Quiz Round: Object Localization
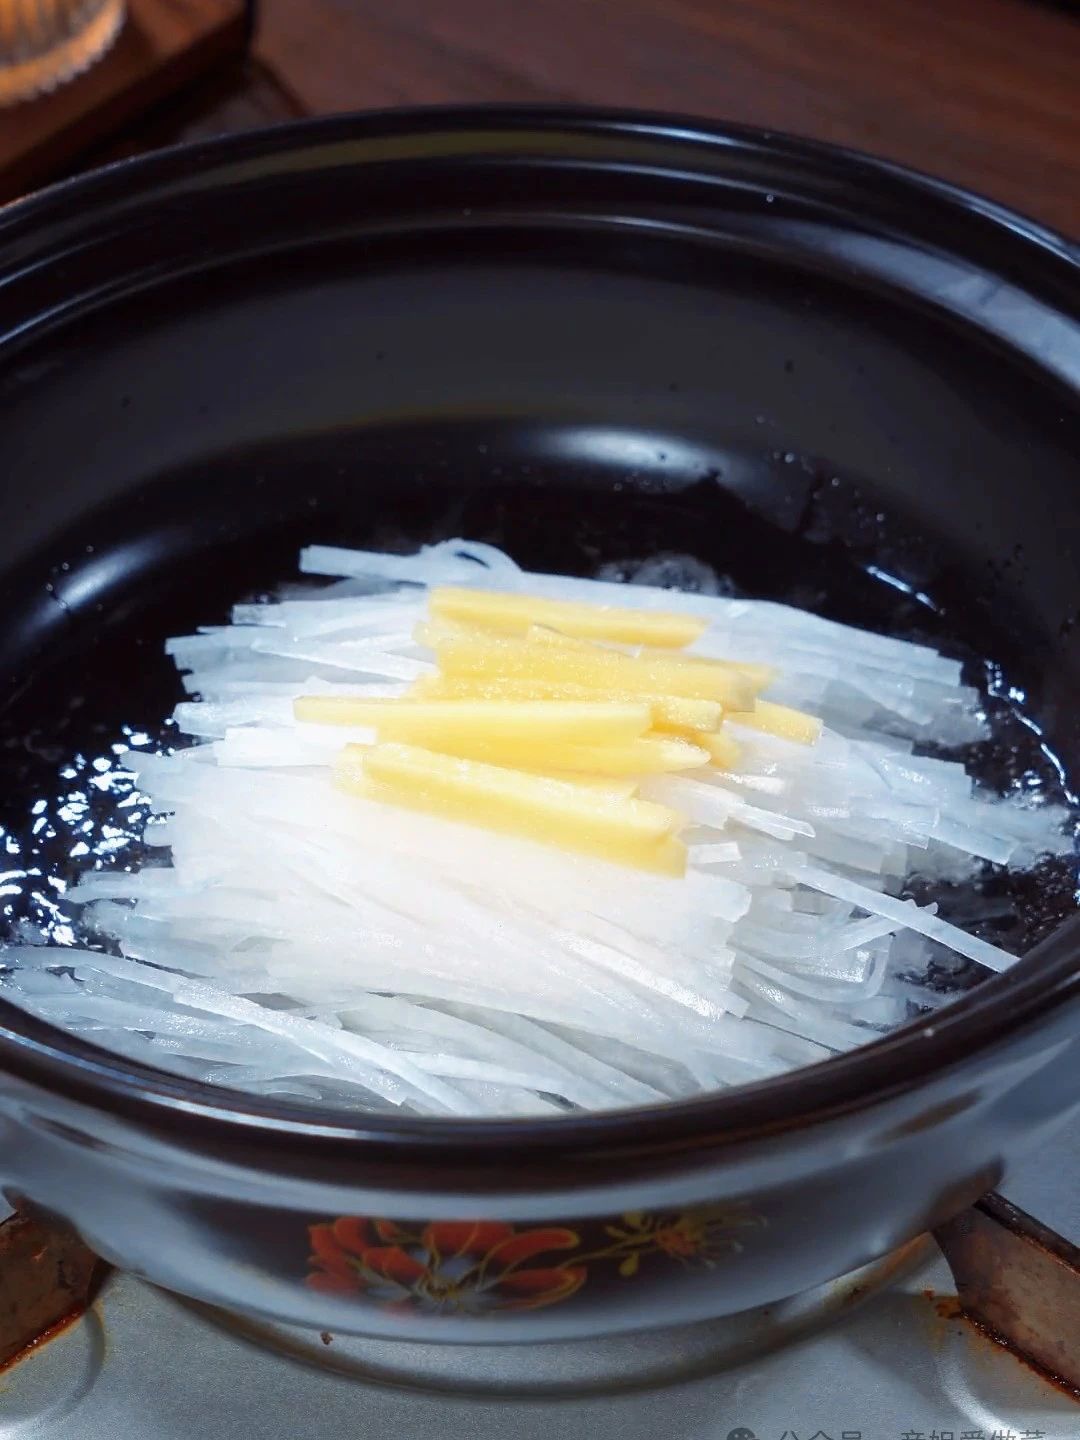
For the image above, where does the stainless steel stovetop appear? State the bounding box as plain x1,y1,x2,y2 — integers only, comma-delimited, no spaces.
3,1119,1078,1440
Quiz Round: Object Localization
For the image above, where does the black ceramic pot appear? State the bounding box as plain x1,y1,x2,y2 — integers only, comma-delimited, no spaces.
0,109,1077,1343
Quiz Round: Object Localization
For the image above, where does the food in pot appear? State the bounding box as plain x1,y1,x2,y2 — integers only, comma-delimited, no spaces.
1,540,1074,1116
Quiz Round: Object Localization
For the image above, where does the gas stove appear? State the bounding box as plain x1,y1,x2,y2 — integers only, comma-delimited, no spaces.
2,1120,1077,1440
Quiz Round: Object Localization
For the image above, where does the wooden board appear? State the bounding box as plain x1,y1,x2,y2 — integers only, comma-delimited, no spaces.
80,56,307,170
0,0,248,202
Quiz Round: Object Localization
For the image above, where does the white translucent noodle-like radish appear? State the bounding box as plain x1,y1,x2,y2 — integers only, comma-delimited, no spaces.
2,536,1073,1116
796,865,1017,973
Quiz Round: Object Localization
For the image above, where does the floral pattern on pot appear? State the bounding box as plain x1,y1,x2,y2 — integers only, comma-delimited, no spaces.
306,1205,765,1315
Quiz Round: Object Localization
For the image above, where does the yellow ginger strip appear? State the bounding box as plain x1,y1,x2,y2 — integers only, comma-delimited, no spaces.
727,699,823,746
539,775,640,799
417,622,757,710
346,732,708,775
678,655,776,692
430,586,707,648
424,617,771,695
336,742,687,875
341,739,640,795
293,696,651,745
694,730,742,770
410,674,723,735
516,736,708,775
521,626,626,654
525,625,776,693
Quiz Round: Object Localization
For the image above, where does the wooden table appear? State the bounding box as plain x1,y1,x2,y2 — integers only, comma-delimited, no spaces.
24,0,1080,236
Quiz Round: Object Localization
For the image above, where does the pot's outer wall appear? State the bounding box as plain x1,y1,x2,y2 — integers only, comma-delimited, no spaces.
0,111,1077,1336
1,1017,1077,1338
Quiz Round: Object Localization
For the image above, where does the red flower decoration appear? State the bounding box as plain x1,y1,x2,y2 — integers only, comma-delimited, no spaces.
307,1216,586,1315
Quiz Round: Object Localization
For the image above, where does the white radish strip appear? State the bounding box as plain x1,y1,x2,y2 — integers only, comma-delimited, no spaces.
929,816,1015,865
2,946,481,1113
300,540,522,586
689,842,742,866
796,865,1017,973
649,776,815,841
400,1052,603,1102
249,639,433,681
335,996,654,1108
433,1003,666,1105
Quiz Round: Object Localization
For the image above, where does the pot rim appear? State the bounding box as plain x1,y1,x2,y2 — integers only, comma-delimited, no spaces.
0,104,1077,1168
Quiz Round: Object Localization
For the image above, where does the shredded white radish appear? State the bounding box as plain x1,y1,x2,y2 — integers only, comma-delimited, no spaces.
1,537,1074,1116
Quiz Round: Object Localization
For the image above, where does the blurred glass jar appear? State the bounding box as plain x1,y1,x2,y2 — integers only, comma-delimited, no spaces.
0,0,125,105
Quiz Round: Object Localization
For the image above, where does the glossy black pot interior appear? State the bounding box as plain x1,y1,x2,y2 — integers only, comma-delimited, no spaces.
0,109,1077,1341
